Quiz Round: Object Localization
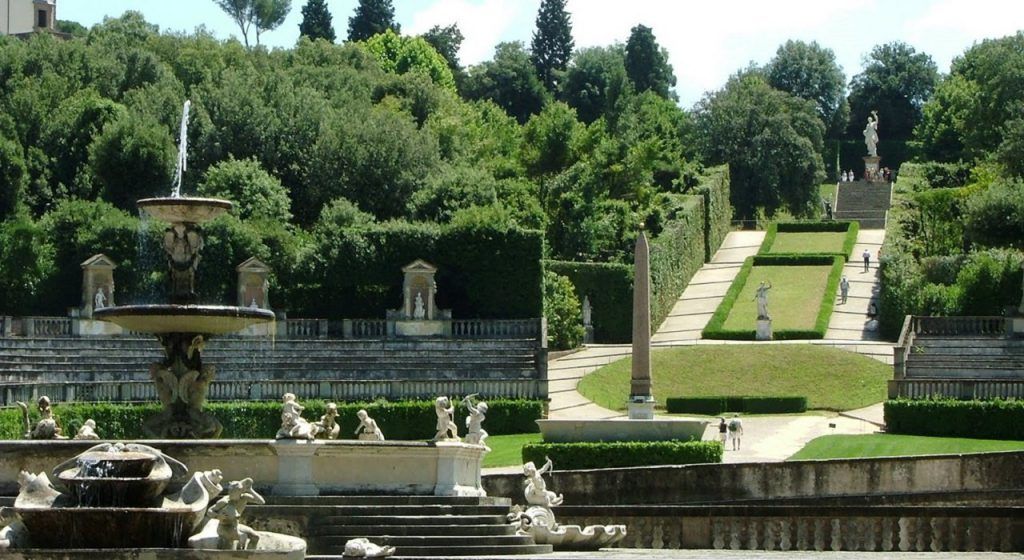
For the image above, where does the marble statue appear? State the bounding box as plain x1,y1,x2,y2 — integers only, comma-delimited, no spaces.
1019,262,1024,314
202,478,266,550
74,419,99,440
754,281,772,320
433,396,458,441
343,537,396,557
94,288,106,310
17,396,66,440
163,223,203,302
462,394,489,447
508,458,625,550
863,110,879,157
354,409,385,441
313,402,341,440
276,393,317,440
413,291,426,320
582,296,592,326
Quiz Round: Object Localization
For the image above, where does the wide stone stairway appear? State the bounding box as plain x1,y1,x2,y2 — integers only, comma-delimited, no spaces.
834,180,891,229
250,495,552,558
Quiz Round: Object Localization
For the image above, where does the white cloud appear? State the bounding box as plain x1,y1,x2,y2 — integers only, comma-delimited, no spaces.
406,0,526,65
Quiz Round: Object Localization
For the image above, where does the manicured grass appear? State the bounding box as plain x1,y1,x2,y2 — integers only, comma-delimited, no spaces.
788,434,1024,461
766,232,848,255
721,265,831,331
483,433,542,468
577,345,890,412
820,183,837,206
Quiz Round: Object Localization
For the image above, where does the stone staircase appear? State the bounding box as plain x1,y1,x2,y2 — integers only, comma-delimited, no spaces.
249,495,552,558
904,335,1024,378
834,180,891,229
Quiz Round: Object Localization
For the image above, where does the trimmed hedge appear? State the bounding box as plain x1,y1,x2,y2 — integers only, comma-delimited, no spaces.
650,194,707,336
666,396,807,415
702,254,845,340
545,260,632,343
758,221,859,261
522,440,722,469
694,165,732,262
885,399,1024,440
0,399,544,440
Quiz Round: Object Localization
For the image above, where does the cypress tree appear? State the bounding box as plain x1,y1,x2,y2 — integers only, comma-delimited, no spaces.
624,24,676,100
347,0,400,42
299,0,336,42
530,0,574,91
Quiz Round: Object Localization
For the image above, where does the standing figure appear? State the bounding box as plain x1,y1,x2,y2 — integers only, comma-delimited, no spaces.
462,394,489,446
863,110,879,157
841,171,848,183
354,409,385,441
727,415,744,451
717,417,728,446
862,249,871,273
413,292,426,320
754,281,772,320
522,457,563,507
206,478,265,550
839,276,850,304
433,396,458,441
94,288,106,310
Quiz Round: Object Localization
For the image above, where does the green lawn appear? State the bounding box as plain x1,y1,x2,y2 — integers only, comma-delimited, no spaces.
820,182,837,206
789,434,1024,461
721,265,831,331
483,433,542,468
577,345,889,412
766,232,848,255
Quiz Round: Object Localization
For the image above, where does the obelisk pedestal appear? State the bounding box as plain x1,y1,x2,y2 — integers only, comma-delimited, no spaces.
628,229,655,420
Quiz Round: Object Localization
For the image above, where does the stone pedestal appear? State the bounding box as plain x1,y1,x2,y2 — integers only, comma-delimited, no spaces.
272,440,321,496
863,156,882,182
394,319,446,337
627,397,656,420
756,318,773,341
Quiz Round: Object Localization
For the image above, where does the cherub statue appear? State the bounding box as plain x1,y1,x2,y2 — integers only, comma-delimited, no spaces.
523,456,563,508
343,537,396,557
17,396,66,440
206,478,265,550
432,396,458,441
74,419,100,440
462,394,488,447
313,402,340,440
163,223,203,301
280,393,304,421
354,409,384,441
276,393,317,440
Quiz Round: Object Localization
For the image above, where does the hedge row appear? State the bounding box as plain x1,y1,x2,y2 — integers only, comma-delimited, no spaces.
522,440,722,469
545,260,633,343
702,255,845,340
695,165,732,262
0,399,544,441
666,396,807,415
650,194,707,337
758,221,859,261
884,399,1024,440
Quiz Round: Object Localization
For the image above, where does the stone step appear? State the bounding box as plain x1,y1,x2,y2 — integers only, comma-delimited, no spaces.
269,496,511,506
257,505,512,516
314,524,517,537
313,544,554,557
905,368,1024,378
318,534,534,547
314,515,510,526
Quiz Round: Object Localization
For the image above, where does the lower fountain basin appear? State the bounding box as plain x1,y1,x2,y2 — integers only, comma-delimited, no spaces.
94,305,275,335
9,507,204,549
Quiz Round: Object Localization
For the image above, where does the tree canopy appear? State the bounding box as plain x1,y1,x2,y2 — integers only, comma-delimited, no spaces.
212,0,292,47
530,0,574,92
847,41,938,141
347,0,399,42
463,42,548,124
624,25,675,100
765,40,848,138
299,0,335,43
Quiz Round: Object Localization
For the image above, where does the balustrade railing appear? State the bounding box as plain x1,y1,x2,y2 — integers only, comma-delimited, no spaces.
894,315,1009,380
888,378,1024,400
20,317,73,337
451,319,541,339
284,318,327,339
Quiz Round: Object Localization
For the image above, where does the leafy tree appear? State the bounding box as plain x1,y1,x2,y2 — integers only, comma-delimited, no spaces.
213,0,291,47
363,29,456,91
88,114,176,211
314,198,377,235
410,165,499,222
214,0,257,47
0,135,27,219
559,45,628,125
530,0,574,91
421,24,463,77
41,91,127,203
299,0,335,42
56,20,88,38
543,270,584,350
765,40,848,138
847,41,938,141
965,178,1024,249
624,24,675,100
463,42,548,124
997,117,1024,178
0,216,53,314
696,72,825,222
519,101,583,178
347,0,399,42
197,157,293,222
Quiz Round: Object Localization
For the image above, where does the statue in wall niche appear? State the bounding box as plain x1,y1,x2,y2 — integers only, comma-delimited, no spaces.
203,478,266,550
582,296,592,327
163,223,204,302
523,457,563,507
313,402,341,440
94,287,107,310
343,537,396,557
864,110,880,157
462,394,489,447
432,396,458,441
413,291,426,320
354,409,384,441
74,419,100,440
16,396,66,440
754,281,772,321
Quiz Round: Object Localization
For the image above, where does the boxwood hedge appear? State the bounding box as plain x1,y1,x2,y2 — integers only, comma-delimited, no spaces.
884,399,1024,440
522,440,722,469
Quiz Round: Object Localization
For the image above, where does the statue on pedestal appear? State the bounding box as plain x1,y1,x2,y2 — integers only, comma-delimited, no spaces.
754,281,772,320
863,110,880,157
17,396,66,440
462,394,489,447
432,396,458,441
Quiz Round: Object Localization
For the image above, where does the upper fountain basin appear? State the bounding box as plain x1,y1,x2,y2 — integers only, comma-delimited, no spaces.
94,305,275,335
138,197,232,224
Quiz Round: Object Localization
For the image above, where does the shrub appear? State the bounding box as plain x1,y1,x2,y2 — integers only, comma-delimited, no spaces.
666,396,807,415
0,399,544,440
956,249,1023,315
885,399,1024,440
965,178,1024,250
522,440,722,469
543,270,584,350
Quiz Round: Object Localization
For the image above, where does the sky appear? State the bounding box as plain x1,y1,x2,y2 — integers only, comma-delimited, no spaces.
58,0,1023,107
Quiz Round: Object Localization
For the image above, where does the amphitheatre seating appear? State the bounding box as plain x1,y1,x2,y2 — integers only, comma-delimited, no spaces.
890,315,1024,399
833,180,891,229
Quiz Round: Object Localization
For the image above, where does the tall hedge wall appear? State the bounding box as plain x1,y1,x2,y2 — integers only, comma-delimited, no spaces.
545,260,633,343
694,165,732,262
884,399,1024,440
650,195,706,333
308,222,544,319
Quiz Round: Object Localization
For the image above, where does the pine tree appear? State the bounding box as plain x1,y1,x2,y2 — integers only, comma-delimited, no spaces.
347,0,399,42
529,0,574,91
299,0,335,42
624,24,676,100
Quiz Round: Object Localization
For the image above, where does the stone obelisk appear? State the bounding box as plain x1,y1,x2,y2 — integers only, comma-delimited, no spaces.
628,228,655,420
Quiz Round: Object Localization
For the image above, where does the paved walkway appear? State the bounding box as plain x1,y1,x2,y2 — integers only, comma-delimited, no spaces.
826,229,886,343
395,550,1023,560
547,228,892,462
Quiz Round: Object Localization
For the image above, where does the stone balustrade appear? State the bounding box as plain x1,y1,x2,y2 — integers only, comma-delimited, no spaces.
558,507,1021,552
284,318,327,339
911,315,1006,336
888,378,1024,400
16,317,73,337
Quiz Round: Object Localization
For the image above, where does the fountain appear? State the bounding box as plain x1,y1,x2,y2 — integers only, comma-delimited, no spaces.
93,100,275,438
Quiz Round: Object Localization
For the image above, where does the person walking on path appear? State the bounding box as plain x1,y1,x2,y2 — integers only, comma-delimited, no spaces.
728,415,744,451
862,249,871,273
718,417,728,447
839,276,850,304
